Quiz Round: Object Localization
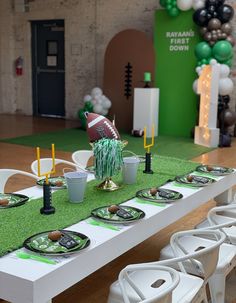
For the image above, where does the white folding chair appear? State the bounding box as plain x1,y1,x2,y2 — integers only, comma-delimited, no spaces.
162,217,236,303
31,158,83,176
108,229,225,303
71,150,94,169
0,169,39,193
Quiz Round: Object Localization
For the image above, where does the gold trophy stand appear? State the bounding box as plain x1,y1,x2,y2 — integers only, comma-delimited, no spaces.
97,177,120,191
95,140,128,192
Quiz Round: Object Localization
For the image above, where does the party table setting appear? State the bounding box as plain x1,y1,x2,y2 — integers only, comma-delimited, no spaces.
0,113,236,303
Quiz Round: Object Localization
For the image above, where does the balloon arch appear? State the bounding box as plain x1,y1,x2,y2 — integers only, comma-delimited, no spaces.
160,0,236,146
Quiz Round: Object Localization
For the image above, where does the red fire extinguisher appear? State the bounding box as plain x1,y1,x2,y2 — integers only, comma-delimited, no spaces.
15,56,23,76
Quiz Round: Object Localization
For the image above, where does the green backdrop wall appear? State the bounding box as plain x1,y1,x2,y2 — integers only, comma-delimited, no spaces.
154,10,201,137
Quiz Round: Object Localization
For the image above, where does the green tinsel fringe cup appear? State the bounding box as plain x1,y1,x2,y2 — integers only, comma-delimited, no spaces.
93,138,124,179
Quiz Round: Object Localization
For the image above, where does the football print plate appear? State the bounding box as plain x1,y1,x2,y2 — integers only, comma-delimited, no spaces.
196,165,234,176
23,230,90,256
136,188,183,203
0,193,29,209
175,174,215,187
91,205,145,224
37,176,67,189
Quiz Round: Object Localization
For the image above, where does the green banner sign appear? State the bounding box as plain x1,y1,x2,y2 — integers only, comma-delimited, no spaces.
154,10,201,137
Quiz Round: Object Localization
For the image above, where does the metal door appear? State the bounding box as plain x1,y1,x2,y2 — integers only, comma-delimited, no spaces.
32,20,65,117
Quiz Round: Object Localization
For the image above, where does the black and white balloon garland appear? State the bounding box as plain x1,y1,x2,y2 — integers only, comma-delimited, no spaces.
160,0,236,146
192,0,236,146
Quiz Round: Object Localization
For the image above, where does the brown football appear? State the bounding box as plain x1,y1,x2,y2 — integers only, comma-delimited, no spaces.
108,205,119,214
48,230,62,241
86,113,120,142
187,175,194,182
150,188,158,196
55,180,64,187
0,199,9,206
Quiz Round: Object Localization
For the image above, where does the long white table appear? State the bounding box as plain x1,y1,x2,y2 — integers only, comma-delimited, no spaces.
0,172,235,303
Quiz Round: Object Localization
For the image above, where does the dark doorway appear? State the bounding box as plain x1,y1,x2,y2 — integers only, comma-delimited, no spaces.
31,20,65,117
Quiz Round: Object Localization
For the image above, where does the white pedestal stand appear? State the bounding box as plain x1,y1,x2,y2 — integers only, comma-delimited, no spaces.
133,88,159,138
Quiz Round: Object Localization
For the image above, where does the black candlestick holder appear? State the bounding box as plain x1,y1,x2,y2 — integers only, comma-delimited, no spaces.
40,181,55,215
143,152,153,174
140,81,153,88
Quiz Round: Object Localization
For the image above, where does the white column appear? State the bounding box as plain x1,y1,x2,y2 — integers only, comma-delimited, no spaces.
133,88,159,137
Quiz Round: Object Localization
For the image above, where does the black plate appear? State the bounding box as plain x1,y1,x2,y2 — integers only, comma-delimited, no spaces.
196,165,234,176
37,176,67,189
91,205,145,224
175,174,215,187
23,230,90,256
136,188,183,203
0,193,29,209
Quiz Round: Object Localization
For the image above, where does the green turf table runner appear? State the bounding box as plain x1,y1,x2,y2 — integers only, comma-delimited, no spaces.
1,128,214,160
0,155,198,257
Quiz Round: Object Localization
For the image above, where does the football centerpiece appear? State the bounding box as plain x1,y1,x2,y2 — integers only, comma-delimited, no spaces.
86,113,127,191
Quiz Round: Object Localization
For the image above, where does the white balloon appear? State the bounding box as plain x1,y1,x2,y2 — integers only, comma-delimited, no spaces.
93,104,103,114
101,109,108,116
193,79,199,94
192,0,205,10
196,66,202,75
91,87,103,98
91,98,97,106
220,64,230,79
102,96,112,109
209,59,217,66
94,96,103,105
219,78,234,96
83,95,92,103
177,0,193,11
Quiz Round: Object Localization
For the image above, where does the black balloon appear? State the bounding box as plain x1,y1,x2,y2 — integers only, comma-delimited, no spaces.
208,6,218,18
221,23,232,34
211,34,218,41
206,0,225,8
219,133,231,147
204,32,212,41
222,95,230,104
226,35,235,46
208,5,217,14
200,27,208,36
218,95,230,110
220,109,236,127
217,5,234,23
206,0,218,7
221,32,227,39
208,18,221,30
217,0,226,6
193,9,211,26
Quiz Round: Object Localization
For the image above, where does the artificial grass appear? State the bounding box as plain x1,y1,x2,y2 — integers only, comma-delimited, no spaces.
0,155,198,257
0,128,214,160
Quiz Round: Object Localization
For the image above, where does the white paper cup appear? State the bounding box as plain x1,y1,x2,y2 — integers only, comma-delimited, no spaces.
122,157,140,185
64,171,88,203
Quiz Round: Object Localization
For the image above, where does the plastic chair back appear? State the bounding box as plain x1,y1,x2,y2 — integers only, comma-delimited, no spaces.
117,265,180,303
0,169,39,193
72,150,93,169
31,158,78,175
206,204,236,245
168,229,225,281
